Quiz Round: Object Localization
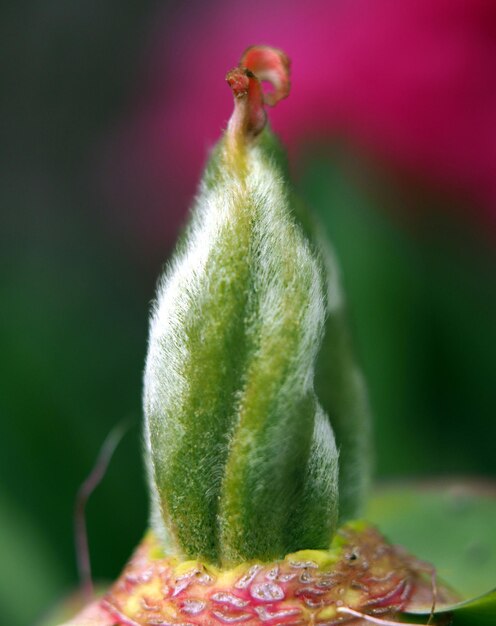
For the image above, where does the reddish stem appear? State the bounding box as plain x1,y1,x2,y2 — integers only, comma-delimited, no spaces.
74,421,129,602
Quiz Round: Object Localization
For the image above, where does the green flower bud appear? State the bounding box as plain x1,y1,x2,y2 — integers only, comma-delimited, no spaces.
143,47,369,567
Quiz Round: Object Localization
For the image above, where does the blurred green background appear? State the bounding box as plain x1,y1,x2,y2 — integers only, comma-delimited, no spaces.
1,2,495,625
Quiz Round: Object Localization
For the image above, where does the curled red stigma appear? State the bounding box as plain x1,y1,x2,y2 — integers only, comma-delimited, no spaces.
226,46,291,141
240,46,291,106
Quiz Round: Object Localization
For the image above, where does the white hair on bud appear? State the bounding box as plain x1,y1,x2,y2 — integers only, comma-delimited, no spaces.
143,135,339,560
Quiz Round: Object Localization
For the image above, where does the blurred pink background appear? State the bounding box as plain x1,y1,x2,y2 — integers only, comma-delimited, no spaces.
102,0,496,249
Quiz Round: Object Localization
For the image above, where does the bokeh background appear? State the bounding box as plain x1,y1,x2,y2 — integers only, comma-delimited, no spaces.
1,1,496,625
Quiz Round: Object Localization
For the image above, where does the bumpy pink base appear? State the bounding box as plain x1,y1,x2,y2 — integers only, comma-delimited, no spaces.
94,525,454,626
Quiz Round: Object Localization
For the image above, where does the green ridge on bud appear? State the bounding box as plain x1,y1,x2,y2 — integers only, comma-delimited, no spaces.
261,135,372,523
143,47,370,568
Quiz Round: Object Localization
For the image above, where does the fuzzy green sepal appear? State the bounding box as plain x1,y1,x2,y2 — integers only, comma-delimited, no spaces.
143,128,339,566
259,132,372,522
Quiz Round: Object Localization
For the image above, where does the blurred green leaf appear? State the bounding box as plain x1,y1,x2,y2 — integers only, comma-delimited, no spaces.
399,589,496,625
366,482,496,600
0,489,65,625
448,588,496,625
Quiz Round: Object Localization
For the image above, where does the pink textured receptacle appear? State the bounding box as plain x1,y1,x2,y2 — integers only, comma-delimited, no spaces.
73,525,456,626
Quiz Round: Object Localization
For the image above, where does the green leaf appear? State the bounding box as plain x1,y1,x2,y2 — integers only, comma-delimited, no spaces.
448,589,496,625
398,589,496,625
366,482,496,600
0,490,65,626
143,129,339,566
